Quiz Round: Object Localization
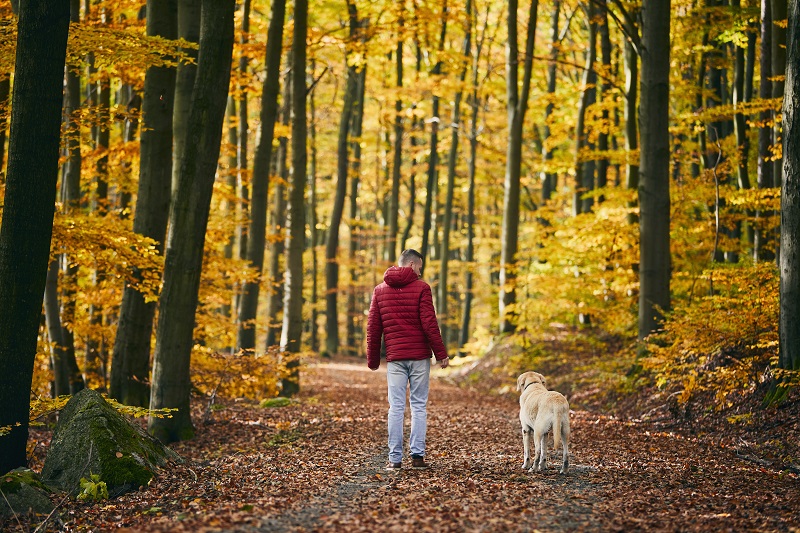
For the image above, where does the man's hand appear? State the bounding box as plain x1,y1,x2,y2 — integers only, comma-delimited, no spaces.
438,357,449,369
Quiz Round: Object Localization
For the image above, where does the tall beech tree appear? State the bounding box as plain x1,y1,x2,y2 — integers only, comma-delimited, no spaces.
325,0,359,356
440,0,472,346
499,0,538,333
172,0,200,197
637,0,671,340
111,0,178,407
0,0,70,474
149,0,235,442
237,0,286,351
778,0,800,381
279,0,308,396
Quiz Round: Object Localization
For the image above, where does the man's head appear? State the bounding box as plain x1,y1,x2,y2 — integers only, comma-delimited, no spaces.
399,249,424,278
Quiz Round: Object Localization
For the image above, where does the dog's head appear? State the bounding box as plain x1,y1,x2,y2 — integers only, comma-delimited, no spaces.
516,371,547,392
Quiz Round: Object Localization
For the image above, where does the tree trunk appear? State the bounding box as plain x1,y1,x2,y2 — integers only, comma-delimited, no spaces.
237,0,285,350
172,0,200,198
325,3,359,356
0,0,69,474
110,0,177,407
440,0,469,346
499,0,538,333
778,0,800,376
573,3,597,216
772,0,787,189
755,0,774,262
596,0,611,202
637,0,671,340
265,65,292,350
148,0,235,443
541,1,560,203
308,68,319,353
346,60,367,355
279,0,308,396
624,23,639,199
387,25,404,264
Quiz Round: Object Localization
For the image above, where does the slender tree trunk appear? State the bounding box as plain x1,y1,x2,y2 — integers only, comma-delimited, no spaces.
624,24,640,198
110,0,177,407
0,0,70,474
387,22,404,264
778,0,800,381
308,70,319,353
237,0,285,350
638,0,671,340
755,0,774,262
279,0,308,396
346,59,367,355
573,4,597,215
56,0,84,396
596,0,611,202
440,0,468,346
221,97,238,323
499,0,538,333
265,66,291,349
541,1,560,203
148,0,235,443
772,0,787,189
325,4,359,357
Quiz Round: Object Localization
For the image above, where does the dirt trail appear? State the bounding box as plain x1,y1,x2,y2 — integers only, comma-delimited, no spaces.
238,361,799,532
14,359,799,532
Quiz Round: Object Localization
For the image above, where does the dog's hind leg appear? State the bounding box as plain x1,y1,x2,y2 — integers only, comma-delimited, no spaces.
522,426,532,469
534,430,547,472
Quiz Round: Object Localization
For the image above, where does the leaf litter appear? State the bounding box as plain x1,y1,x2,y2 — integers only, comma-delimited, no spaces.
5,357,799,532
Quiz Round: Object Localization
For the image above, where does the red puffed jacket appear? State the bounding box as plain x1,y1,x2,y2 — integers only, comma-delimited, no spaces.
367,266,449,370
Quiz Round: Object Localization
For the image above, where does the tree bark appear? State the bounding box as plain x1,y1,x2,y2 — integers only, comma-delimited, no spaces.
387,21,404,264
637,0,671,340
0,0,69,474
499,0,538,333
279,0,308,395
148,0,235,443
541,1,560,202
171,0,200,198
325,2,359,356
755,0,774,262
573,3,597,215
440,0,469,346
596,0,611,202
265,65,291,350
346,59,367,355
772,0,787,189
778,0,800,374
110,0,177,407
237,0,285,350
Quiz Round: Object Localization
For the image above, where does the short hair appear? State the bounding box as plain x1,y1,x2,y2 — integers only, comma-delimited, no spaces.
398,249,423,267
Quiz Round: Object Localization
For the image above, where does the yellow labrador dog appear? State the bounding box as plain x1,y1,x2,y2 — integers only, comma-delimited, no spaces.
517,371,570,473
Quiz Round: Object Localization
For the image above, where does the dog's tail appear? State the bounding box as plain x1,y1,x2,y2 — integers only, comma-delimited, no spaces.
553,408,562,449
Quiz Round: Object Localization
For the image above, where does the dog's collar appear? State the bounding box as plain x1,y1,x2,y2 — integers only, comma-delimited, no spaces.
523,381,538,391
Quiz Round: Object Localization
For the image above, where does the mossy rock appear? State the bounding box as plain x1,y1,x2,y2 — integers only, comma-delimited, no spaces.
260,397,292,408
0,468,54,517
41,389,182,498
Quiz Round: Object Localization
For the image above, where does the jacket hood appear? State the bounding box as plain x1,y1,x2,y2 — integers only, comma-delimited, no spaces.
384,266,419,287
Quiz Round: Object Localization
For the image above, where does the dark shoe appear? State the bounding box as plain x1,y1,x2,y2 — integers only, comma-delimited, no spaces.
385,462,402,471
411,455,429,469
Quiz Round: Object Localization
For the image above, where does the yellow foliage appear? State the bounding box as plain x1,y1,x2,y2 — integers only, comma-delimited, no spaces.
643,263,779,407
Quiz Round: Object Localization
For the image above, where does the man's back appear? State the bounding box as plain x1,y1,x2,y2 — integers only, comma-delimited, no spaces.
367,265,447,369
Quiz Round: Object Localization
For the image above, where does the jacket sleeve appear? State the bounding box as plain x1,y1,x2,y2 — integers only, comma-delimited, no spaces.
366,287,382,369
419,284,449,361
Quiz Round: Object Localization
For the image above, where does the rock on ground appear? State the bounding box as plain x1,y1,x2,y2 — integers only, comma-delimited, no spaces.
41,389,181,497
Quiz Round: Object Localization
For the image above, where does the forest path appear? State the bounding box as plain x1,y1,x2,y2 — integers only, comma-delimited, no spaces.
236,360,799,532
33,359,800,532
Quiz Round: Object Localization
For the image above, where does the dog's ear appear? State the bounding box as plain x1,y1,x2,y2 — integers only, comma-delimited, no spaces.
516,374,526,392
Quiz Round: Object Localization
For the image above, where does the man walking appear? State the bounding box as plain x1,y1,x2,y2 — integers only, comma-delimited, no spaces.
367,249,449,470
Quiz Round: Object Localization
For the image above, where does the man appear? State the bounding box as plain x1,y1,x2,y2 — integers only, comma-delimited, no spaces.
367,249,450,470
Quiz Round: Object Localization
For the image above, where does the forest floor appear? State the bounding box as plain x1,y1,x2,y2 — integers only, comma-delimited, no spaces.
7,353,800,532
